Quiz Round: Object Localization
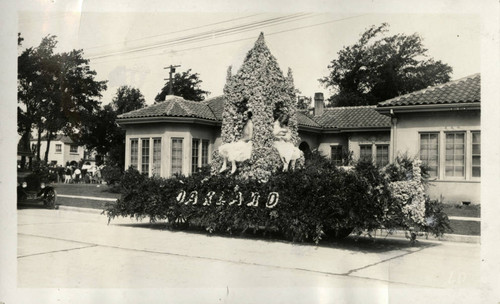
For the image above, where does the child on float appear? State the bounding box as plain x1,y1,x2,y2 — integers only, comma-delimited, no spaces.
273,113,302,171
219,111,253,174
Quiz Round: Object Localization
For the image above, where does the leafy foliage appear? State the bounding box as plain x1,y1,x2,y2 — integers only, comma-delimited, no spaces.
155,69,210,102
105,156,450,244
319,23,452,107
17,34,107,162
79,86,146,167
111,85,146,115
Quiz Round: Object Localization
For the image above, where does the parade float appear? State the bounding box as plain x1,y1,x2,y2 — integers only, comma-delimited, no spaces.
104,33,450,244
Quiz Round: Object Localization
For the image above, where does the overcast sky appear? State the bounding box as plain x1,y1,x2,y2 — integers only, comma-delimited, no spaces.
17,1,482,106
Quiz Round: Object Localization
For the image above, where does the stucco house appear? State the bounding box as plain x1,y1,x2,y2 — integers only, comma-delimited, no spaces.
30,134,95,166
117,94,391,177
117,73,480,205
376,73,480,204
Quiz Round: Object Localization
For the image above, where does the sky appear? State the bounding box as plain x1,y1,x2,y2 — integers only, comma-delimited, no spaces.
17,1,483,107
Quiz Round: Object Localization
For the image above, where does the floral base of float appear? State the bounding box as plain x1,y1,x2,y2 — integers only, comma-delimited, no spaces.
175,189,279,209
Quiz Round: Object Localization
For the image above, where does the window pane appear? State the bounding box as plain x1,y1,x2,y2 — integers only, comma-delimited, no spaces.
172,138,183,175
359,145,372,162
445,132,465,178
192,139,200,174
153,138,161,176
130,139,138,170
472,132,480,177
201,140,209,166
141,139,150,174
420,133,439,178
331,145,343,165
376,145,389,167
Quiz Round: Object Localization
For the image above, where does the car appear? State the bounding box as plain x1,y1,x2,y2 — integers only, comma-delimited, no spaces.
17,168,58,209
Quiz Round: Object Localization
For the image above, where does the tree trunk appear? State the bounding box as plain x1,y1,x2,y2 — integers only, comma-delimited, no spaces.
44,131,53,163
36,128,42,161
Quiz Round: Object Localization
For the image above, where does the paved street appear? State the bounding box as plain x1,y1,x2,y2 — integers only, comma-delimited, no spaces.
16,207,481,303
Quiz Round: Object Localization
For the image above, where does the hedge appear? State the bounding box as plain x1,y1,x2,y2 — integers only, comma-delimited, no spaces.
104,156,451,244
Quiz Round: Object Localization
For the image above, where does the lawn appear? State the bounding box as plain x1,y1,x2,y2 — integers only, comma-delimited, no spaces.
442,204,480,218
54,183,121,210
55,183,121,199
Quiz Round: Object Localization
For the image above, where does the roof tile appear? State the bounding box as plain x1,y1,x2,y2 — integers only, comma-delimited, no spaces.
378,73,480,107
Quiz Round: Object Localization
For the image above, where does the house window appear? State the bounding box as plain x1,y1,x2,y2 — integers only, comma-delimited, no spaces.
420,133,439,178
471,132,480,177
376,145,389,167
130,139,138,170
445,132,465,178
359,145,372,162
330,145,343,165
141,138,150,174
172,138,183,175
192,138,200,173
152,138,161,176
70,145,78,153
55,144,62,153
201,140,209,166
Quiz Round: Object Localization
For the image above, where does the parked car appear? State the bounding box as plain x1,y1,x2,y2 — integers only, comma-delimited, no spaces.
17,169,58,209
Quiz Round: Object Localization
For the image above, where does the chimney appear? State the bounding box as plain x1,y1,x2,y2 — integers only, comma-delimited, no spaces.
314,92,324,116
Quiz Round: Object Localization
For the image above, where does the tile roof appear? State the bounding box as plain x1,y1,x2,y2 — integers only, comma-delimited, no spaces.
296,111,322,128
314,106,391,129
118,95,218,121
378,73,480,108
204,95,225,121
118,95,390,130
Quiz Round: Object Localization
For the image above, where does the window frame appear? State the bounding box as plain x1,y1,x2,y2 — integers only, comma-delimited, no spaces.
330,145,343,166
471,131,480,178
152,138,162,176
444,132,466,179
419,132,440,179
201,139,210,167
359,144,373,162
130,138,139,170
141,138,150,175
55,144,62,153
70,144,79,154
375,144,389,167
191,138,200,174
171,137,183,175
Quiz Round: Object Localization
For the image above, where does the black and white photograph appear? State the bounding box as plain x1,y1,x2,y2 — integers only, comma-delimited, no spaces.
1,0,500,303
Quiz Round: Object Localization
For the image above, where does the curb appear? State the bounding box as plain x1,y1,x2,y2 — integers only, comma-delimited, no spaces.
57,205,104,214
54,205,481,244
373,229,480,244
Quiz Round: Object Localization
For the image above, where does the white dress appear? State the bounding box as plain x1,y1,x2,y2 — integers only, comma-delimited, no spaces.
218,120,253,162
273,121,302,162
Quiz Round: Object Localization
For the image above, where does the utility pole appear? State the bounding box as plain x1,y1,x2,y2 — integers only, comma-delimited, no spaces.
164,64,181,95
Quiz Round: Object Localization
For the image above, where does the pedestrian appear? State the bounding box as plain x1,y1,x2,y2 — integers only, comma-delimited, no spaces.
74,167,81,184
64,166,72,183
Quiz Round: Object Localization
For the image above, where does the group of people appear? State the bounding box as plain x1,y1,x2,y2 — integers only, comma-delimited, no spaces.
63,163,102,184
218,111,303,174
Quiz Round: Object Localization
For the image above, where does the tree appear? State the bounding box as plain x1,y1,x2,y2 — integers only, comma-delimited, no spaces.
17,34,107,162
155,69,210,102
319,23,453,107
297,96,312,110
111,85,146,114
79,86,146,168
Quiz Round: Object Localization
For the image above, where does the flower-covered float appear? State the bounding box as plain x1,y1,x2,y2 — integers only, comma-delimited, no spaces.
104,33,450,244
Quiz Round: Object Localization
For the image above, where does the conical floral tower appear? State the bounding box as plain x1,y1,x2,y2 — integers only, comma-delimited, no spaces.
212,33,301,182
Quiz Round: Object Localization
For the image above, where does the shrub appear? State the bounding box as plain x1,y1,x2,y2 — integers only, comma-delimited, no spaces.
104,155,451,244
101,165,123,185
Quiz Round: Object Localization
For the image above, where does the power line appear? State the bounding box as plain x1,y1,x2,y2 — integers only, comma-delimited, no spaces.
84,13,264,51
91,14,367,65
87,13,313,60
